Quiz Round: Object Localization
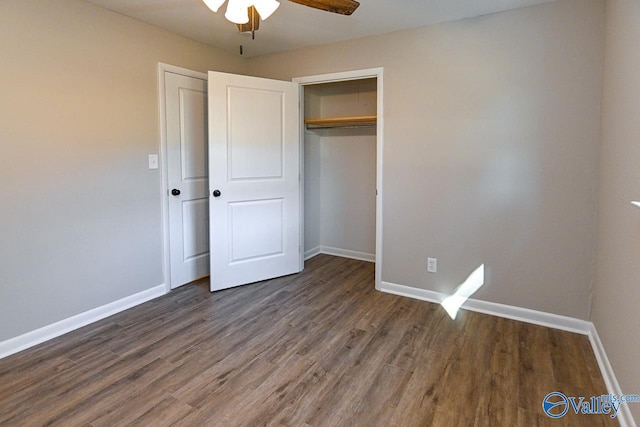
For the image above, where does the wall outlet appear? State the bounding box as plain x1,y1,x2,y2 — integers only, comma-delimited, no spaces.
427,257,437,273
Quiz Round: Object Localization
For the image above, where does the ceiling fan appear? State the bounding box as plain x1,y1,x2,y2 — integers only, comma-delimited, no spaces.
203,0,360,40
288,0,360,16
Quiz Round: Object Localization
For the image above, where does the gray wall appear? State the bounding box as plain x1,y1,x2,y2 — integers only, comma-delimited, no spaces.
249,0,605,319
0,0,245,341
304,133,322,253
593,0,640,421
318,130,376,255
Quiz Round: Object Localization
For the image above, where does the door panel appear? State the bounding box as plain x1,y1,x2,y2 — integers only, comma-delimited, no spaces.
208,71,300,292
228,88,284,180
229,198,284,262
182,198,209,260
180,88,208,181
166,72,210,289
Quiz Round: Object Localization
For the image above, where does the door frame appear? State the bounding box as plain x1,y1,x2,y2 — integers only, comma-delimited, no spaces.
158,63,208,293
293,67,384,290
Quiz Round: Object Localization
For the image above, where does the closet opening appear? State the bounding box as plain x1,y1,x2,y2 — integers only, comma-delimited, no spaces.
298,74,381,281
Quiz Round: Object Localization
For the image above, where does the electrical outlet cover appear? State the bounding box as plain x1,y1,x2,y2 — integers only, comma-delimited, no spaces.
427,257,437,273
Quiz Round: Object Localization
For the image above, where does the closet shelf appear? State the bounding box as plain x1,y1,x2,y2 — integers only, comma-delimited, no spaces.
304,115,376,129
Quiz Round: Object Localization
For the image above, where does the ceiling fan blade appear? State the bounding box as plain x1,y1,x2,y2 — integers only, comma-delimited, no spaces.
236,6,260,33
288,0,360,16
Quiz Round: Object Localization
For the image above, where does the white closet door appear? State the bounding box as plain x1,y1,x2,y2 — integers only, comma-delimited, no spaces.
208,71,301,291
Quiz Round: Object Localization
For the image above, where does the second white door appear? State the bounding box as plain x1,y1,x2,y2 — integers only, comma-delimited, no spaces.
208,71,301,291
166,71,210,289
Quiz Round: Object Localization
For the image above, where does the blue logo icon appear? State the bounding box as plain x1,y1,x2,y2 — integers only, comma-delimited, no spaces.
543,392,569,418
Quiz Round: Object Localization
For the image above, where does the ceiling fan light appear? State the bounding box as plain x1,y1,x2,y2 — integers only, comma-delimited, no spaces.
253,0,280,20
225,0,250,24
202,0,226,13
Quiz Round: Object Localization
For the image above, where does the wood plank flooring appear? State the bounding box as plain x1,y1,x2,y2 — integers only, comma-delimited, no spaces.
0,255,616,426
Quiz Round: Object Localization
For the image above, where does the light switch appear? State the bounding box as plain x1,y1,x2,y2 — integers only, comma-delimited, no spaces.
148,154,159,170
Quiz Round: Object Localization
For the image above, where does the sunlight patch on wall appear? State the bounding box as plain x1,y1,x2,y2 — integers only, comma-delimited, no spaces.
441,264,485,319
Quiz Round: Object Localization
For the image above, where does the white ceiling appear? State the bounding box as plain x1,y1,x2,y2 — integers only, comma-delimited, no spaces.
84,0,555,58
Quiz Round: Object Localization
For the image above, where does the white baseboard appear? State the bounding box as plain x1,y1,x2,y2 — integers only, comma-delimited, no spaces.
380,281,591,334
588,325,636,427
306,246,375,263
0,284,166,360
304,246,322,261
380,281,636,426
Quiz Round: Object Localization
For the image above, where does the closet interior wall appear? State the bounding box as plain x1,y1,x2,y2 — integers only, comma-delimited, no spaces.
303,78,377,262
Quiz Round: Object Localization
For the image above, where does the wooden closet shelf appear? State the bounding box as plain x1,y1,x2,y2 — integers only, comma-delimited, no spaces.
304,115,377,129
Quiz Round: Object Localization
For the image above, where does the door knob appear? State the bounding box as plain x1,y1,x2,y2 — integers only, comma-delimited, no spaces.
171,189,181,196
213,190,221,197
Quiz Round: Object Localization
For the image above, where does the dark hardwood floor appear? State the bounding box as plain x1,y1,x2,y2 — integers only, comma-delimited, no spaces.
0,255,615,426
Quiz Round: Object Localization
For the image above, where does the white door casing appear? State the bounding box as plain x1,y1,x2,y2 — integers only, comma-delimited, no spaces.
208,71,301,292
165,71,210,289
293,67,384,290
